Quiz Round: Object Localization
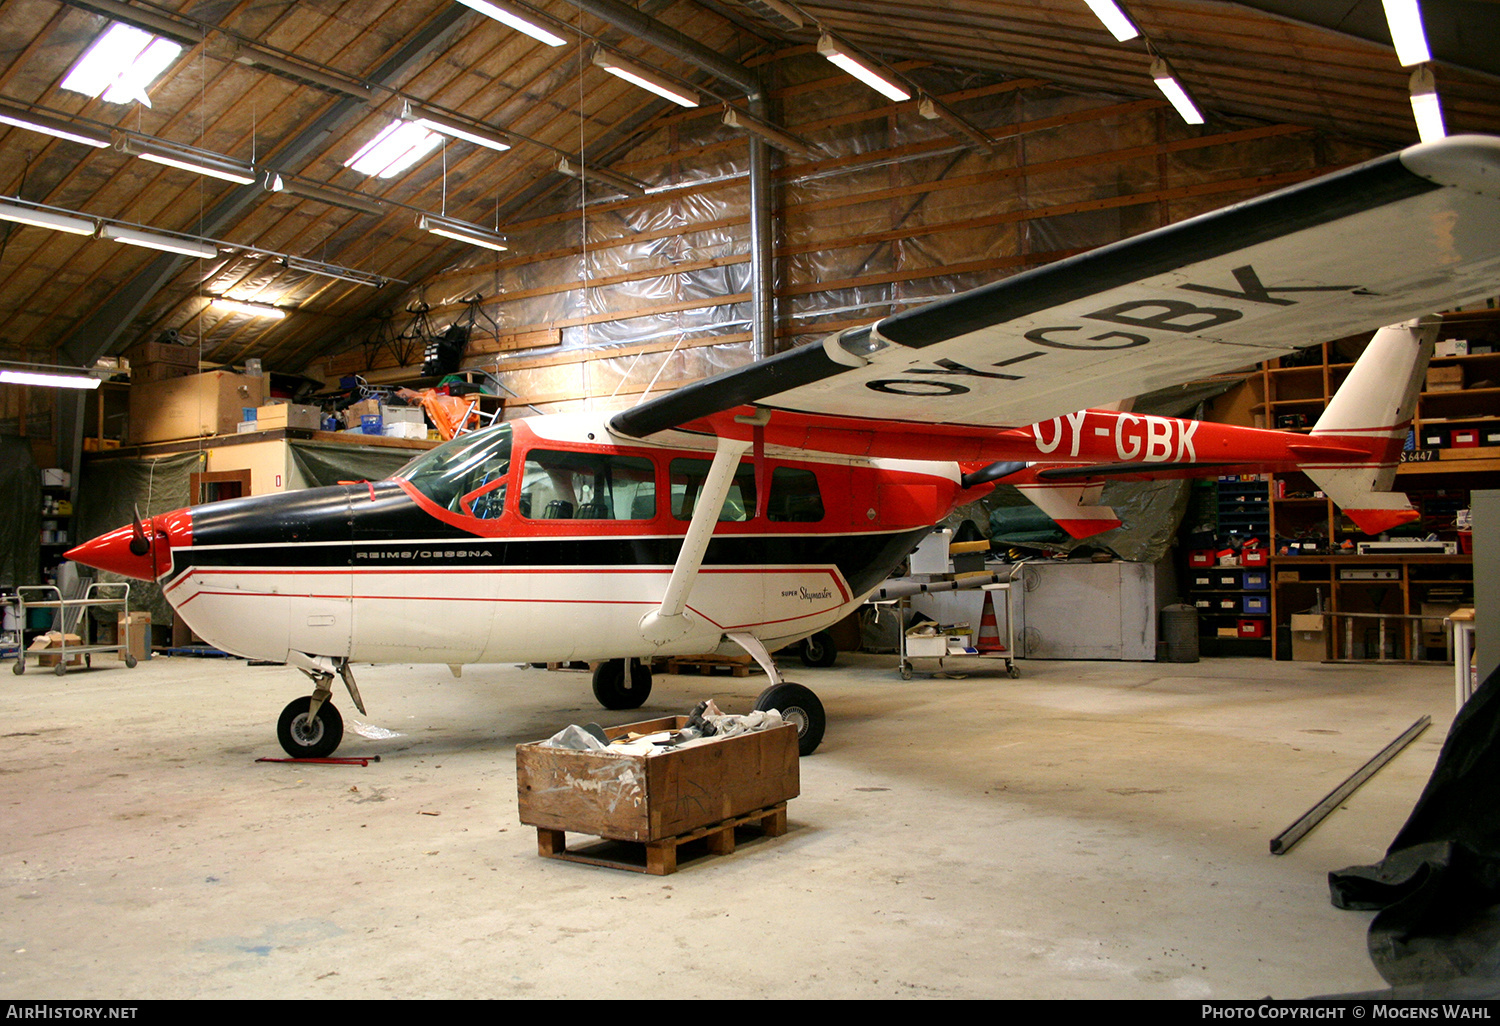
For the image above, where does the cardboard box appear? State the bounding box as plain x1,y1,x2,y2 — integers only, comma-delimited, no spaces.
255,403,322,431
1434,339,1470,357
516,715,799,845
117,611,150,663
1290,613,1327,661
340,398,382,429
1425,365,1465,392
28,632,83,667
128,372,267,443
124,339,199,370
41,468,70,488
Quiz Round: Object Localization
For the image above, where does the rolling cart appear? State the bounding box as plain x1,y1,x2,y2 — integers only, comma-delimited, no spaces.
898,582,1017,680
12,583,138,675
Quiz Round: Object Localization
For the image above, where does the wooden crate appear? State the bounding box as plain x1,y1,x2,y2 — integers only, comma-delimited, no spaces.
516,715,799,847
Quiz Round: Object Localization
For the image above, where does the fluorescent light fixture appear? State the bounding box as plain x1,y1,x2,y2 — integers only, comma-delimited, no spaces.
263,172,385,215
722,107,814,158
0,368,101,389
345,121,443,178
209,297,287,319
100,223,217,259
1150,57,1204,125
232,46,370,101
0,102,109,148
418,213,508,252
282,255,390,287
1409,64,1446,142
1382,0,1431,67
115,134,257,184
0,201,96,236
456,0,566,47
62,0,205,46
1083,0,1140,42
817,33,910,102
592,50,700,108
61,23,182,107
400,102,512,152
555,157,647,196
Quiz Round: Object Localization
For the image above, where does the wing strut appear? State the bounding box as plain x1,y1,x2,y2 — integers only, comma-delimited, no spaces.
640,433,752,643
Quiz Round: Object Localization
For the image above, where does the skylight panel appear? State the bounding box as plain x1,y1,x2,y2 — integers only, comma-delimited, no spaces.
344,121,444,178
61,23,182,107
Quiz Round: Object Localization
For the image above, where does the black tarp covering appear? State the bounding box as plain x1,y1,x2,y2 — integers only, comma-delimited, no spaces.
1330,666,1500,992
0,436,40,588
288,440,416,488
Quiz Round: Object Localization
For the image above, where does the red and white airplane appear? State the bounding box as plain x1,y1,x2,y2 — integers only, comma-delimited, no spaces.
66,135,1500,758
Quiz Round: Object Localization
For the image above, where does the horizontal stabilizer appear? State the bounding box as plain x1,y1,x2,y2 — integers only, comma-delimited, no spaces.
1013,481,1120,539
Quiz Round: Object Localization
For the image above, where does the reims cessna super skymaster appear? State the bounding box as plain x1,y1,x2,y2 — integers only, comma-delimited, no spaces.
67,135,1500,759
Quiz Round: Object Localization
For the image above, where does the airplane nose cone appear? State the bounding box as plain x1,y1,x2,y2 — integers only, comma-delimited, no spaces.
65,509,192,581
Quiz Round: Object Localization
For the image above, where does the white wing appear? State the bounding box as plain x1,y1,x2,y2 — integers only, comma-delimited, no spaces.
613,136,1500,443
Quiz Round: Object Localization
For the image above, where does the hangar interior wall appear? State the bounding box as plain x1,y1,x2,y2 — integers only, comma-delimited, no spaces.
313,56,1385,413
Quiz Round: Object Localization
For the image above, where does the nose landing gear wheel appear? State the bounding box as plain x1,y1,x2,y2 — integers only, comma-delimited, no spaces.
276,697,344,758
592,658,652,710
754,682,825,756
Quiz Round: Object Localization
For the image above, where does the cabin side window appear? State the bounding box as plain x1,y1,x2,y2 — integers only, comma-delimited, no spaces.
669,458,756,522
519,449,657,520
766,466,824,522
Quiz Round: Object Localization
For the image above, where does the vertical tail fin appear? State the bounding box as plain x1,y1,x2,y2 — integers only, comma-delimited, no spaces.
1302,316,1440,534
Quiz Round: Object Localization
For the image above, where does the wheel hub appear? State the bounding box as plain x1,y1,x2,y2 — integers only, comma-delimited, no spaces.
291,714,323,745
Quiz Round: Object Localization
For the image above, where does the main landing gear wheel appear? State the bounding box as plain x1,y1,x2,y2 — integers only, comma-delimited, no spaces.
592,658,652,710
755,682,825,757
799,630,838,668
276,697,344,759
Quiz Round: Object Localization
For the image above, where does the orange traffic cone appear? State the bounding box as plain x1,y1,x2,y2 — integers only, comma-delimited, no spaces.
976,590,1006,654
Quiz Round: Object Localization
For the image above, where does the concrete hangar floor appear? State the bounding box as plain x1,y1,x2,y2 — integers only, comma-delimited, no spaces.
0,651,1451,999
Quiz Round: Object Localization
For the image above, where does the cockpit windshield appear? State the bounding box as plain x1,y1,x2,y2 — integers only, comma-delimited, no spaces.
391,423,512,517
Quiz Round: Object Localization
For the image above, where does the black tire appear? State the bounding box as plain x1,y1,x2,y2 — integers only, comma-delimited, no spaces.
799,630,838,668
755,682,826,756
592,658,652,710
276,697,344,759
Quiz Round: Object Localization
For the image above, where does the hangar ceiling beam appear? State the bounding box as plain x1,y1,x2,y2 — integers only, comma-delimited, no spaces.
55,6,470,369
569,0,763,96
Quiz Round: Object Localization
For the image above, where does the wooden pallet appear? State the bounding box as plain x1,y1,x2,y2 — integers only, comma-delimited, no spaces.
665,653,756,677
533,802,789,875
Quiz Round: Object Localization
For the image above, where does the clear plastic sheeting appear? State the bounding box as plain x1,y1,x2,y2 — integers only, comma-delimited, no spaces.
354,57,1378,416
74,452,200,629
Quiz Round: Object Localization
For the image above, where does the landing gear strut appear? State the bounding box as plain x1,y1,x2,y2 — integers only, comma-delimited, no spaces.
277,656,363,758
